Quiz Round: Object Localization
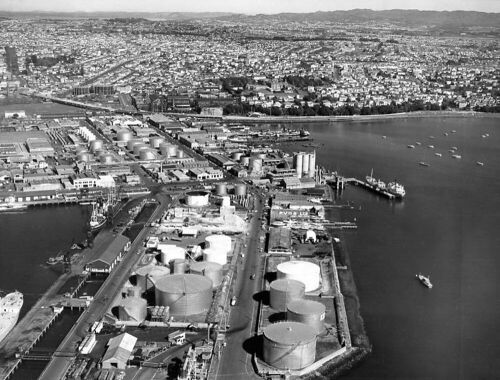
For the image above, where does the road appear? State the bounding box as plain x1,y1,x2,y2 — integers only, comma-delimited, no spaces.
38,198,168,380
216,194,264,379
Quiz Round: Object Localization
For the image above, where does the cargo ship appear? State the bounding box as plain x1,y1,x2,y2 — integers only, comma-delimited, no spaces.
387,181,406,198
0,291,23,343
416,274,433,289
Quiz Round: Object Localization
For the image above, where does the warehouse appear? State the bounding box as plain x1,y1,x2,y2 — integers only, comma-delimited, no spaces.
85,235,131,274
101,333,137,370
268,227,292,255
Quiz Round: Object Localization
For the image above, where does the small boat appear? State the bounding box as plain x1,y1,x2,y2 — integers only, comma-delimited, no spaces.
476,161,484,166
429,136,435,139
419,162,430,167
451,146,458,151
407,144,415,149
435,153,442,157
452,154,462,159
451,130,457,133
427,145,434,149
382,136,387,139
415,142,422,146
444,132,449,136
416,273,433,289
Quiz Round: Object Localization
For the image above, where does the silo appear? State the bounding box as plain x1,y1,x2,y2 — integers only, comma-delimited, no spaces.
232,152,243,161
234,183,247,196
117,129,133,142
294,153,303,178
215,183,227,196
287,299,326,334
118,297,147,322
308,151,316,178
277,261,320,292
203,248,227,266
205,235,232,254
147,266,171,288
159,142,171,156
158,244,185,265
250,157,262,173
127,139,142,151
100,153,114,164
186,191,210,207
77,151,91,162
89,139,103,153
139,149,157,161
240,156,250,167
154,274,213,316
190,261,223,288
166,145,177,158
263,322,317,370
135,265,156,291
149,136,165,148
170,259,188,274
133,143,149,156
269,279,305,311
302,153,310,176
177,149,185,158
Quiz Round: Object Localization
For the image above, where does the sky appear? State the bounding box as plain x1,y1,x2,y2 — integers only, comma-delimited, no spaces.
1,0,499,13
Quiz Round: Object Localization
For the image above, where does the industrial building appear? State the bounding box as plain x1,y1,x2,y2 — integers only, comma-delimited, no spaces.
101,333,137,370
268,227,292,255
85,235,131,274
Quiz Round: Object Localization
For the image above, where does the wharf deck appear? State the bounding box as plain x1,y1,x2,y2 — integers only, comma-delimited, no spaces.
346,178,396,199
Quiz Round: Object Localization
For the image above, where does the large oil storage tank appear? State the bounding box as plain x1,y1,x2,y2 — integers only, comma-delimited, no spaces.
189,261,223,288
170,259,188,274
127,139,142,151
185,191,210,207
203,248,227,266
240,156,250,166
154,274,213,316
263,322,317,370
177,149,185,158
89,139,104,153
158,244,185,265
302,153,310,176
293,153,303,178
117,129,133,142
269,279,305,311
215,183,227,196
165,145,178,158
287,299,326,334
133,143,149,156
135,265,170,291
159,142,171,156
149,136,165,148
232,152,243,161
118,297,147,322
100,153,114,164
234,183,247,196
139,149,157,161
76,151,91,162
205,235,232,254
277,261,320,292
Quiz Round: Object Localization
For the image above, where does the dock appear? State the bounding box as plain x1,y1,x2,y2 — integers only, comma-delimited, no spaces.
346,178,396,199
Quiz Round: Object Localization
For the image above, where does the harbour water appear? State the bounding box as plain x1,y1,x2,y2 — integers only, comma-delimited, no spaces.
0,116,498,379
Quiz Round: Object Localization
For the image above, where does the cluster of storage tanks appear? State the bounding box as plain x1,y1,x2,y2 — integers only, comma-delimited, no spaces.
75,140,116,164
293,151,316,178
118,129,186,161
214,183,247,197
230,152,264,174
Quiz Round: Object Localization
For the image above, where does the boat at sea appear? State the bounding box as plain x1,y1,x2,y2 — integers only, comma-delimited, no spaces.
435,153,442,157
476,161,484,166
452,154,462,159
427,145,434,149
407,144,415,149
416,274,433,289
387,181,406,198
415,142,422,146
0,291,23,343
419,162,430,167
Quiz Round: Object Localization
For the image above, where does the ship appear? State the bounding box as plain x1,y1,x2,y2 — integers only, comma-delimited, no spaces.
416,274,433,289
89,202,107,230
419,162,430,167
387,181,406,198
0,197,27,212
0,291,23,343
365,169,378,187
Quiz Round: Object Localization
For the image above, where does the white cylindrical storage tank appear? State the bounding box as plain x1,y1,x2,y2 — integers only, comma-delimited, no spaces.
203,248,227,266
158,244,185,265
139,149,157,161
176,149,185,158
77,152,91,162
117,129,133,142
154,274,213,317
149,136,164,148
240,156,250,167
215,183,227,196
277,261,320,292
89,139,103,153
166,145,177,158
100,153,114,164
118,297,147,322
287,299,326,335
133,143,148,156
159,142,170,156
135,264,170,291
250,157,262,173
127,286,142,298
205,235,232,254
190,261,223,288
232,152,243,161
308,152,316,178
269,279,305,311
234,183,247,196
127,139,142,151
294,153,303,178
170,259,188,274
302,153,310,175
263,322,317,370
185,191,210,207
221,196,231,208
147,266,171,288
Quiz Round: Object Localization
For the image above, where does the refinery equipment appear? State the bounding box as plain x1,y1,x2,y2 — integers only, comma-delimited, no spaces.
215,183,227,196
139,149,157,161
189,261,223,287
177,150,185,158
117,129,133,142
293,152,316,179
127,139,142,151
269,279,305,311
117,297,147,322
234,183,247,196
154,274,213,317
185,191,210,207
149,136,165,148
286,299,326,334
76,151,91,162
262,322,317,370
89,139,104,153
277,261,320,292
133,143,148,156
157,244,186,265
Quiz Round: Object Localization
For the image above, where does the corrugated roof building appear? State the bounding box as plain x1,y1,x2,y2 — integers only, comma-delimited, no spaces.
268,227,292,255
102,333,137,370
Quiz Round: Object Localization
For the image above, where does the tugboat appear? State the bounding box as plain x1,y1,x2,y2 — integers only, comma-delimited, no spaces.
416,273,433,289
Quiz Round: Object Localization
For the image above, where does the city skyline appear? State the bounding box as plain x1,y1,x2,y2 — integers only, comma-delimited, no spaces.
1,0,500,13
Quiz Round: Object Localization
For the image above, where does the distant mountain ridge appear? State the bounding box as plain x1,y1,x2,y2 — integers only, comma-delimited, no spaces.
0,11,235,20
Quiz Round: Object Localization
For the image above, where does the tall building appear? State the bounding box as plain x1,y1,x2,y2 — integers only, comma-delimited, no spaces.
4,46,19,74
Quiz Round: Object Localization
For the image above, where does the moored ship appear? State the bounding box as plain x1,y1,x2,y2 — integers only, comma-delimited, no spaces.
416,274,433,289
0,291,24,343
387,181,406,198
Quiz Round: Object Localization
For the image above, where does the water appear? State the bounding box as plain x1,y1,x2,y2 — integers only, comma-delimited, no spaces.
288,117,500,379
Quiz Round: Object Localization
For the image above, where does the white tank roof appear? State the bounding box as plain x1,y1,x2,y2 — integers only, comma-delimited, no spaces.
277,261,320,292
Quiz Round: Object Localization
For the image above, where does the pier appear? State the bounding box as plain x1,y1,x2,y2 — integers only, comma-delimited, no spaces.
328,176,396,199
